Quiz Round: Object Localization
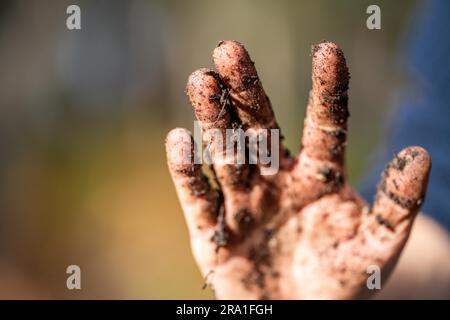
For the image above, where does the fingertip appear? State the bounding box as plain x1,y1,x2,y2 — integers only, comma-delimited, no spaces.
368,146,431,236
166,127,192,147
312,41,349,94
397,146,431,176
186,68,218,93
385,146,431,201
382,146,431,204
186,68,220,105
166,128,195,171
213,40,247,67
186,68,229,128
213,40,256,90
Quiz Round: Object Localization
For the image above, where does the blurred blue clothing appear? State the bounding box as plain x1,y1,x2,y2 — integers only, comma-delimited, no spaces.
361,0,450,231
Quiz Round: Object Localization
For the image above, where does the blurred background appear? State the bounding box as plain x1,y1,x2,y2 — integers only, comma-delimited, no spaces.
0,0,422,298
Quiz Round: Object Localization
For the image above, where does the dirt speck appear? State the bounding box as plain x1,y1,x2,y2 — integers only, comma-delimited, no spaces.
316,167,332,182
375,214,394,231
393,156,407,171
202,270,215,290
234,209,254,225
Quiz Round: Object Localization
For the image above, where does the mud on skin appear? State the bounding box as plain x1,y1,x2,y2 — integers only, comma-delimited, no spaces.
166,40,432,299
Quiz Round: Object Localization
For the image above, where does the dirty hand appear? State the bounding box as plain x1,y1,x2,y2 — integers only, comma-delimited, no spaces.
165,40,431,299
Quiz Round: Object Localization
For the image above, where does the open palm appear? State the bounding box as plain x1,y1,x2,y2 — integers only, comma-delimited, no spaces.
166,41,431,299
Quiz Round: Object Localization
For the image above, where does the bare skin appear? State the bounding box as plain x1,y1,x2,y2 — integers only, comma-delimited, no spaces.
165,40,431,299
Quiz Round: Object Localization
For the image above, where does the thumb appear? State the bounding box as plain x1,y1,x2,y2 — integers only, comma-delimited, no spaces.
368,146,431,238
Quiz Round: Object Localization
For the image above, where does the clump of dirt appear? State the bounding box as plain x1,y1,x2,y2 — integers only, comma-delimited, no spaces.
203,70,232,125
242,246,269,290
315,167,343,187
242,270,265,290
393,155,407,171
333,171,344,186
175,166,195,176
234,209,254,225
392,178,399,190
249,244,270,266
188,175,210,196
264,228,274,240
375,214,394,231
410,150,419,159
202,270,215,291
328,127,347,139
283,147,291,158
242,74,260,87
330,143,343,157
208,92,221,102
386,190,415,209
270,271,280,278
